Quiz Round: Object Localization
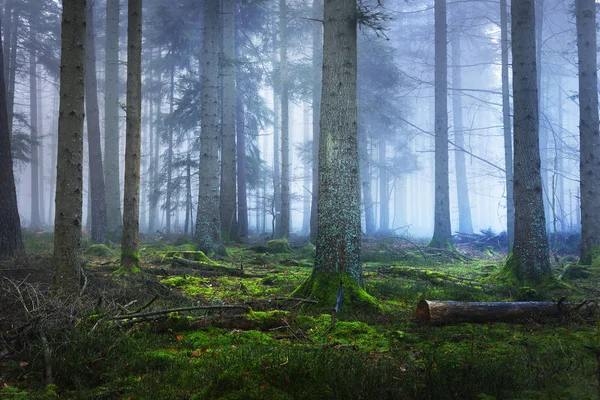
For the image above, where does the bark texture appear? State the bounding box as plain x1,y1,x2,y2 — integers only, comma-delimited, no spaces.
279,0,290,238
29,43,40,229
310,0,322,242
53,0,86,295
431,0,452,248
104,0,121,234
86,1,108,244
236,96,248,237
416,300,564,325
195,0,224,254
576,0,600,265
220,0,238,241
313,0,362,285
500,0,514,251
0,16,22,257
120,0,142,271
450,29,473,235
508,0,550,280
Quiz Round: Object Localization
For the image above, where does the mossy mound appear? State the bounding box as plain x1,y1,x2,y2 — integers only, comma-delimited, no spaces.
266,239,291,254
84,244,115,257
161,250,211,263
427,238,456,251
560,264,593,280
248,244,270,253
292,272,380,316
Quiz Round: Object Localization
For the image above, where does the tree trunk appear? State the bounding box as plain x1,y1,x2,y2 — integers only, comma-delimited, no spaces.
120,0,143,271
378,135,389,233
557,80,565,232
185,134,192,236
220,0,238,241
450,29,473,235
416,300,565,325
104,0,121,235
85,1,108,244
165,67,175,233
279,0,290,239
302,102,311,235
3,0,11,92
576,0,600,265
6,6,16,134
500,0,514,251
48,91,58,225
310,0,322,243
149,48,162,233
195,0,224,255
313,0,361,283
431,0,452,249
0,15,22,257
272,48,281,238
29,43,41,229
236,96,248,238
507,0,550,281
359,127,376,235
53,0,86,295
37,75,45,225
294,0,378,313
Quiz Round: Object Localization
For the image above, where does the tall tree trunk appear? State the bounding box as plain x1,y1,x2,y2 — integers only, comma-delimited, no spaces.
450,29,473,234
149,48,162,233
576,0,600,265
220,0,238,241
48,91,58,225
297,0,366,300
195,0,225,255
53,0,86,295
273,85,281,238
29,43,41,229
37,76,45,225
359,127,376,235
302,102,310,235
378,135,389,233
556,80,565,232
500,0,514,251
147,76,154,233
185,133,192,235
506,0,550,281
236,96,248,238
431,0,452,249
310,0,323,243
165,67,174,232
0,16,22,257
120,0,142,271
85,1,108,244
6,6,16,134
279,0,290,238
3,0,11,92
104,0,121,235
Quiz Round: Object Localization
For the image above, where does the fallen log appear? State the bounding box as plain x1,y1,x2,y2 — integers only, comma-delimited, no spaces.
415,300,569,325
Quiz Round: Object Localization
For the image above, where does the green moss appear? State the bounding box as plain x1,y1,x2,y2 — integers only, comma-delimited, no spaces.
427,238,456,251
266,239,291,254
161,250,211,263
115,249,141,274
292,272,380,315
84,244,115,257
245,310,291,330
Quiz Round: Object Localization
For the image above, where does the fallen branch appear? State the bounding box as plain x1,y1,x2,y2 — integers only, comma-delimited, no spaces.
109,304,250,320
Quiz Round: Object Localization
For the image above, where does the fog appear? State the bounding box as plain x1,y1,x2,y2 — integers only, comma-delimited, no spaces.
6,0,582,241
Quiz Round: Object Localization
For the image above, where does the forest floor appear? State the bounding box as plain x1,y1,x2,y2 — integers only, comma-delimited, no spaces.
0,231,599,399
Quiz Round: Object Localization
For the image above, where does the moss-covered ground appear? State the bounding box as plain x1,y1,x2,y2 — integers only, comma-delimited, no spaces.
1,233,599,399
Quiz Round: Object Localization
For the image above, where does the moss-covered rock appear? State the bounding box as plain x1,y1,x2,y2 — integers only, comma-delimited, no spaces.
292,272,380,316
266,239,291,254
84,244,115,257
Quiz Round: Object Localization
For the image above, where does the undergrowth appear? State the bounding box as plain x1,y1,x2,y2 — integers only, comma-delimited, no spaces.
0,234,598,399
